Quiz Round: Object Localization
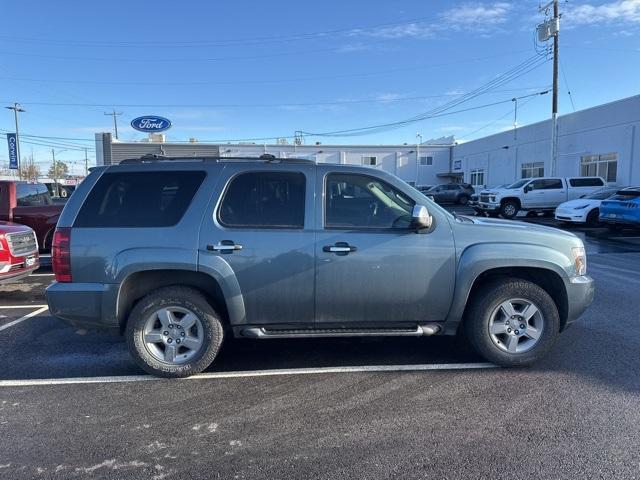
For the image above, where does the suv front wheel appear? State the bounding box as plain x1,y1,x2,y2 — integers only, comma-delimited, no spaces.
465,278,560,367
500,200,519,219
126,286,224,378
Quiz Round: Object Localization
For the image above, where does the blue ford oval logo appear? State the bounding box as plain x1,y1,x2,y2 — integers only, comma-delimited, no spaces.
130,116,172,133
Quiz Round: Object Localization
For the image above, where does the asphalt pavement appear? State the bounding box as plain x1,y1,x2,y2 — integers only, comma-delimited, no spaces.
1,217,640,479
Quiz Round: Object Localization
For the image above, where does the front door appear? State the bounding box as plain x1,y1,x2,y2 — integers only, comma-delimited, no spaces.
528,178,566,208
198,165,316,325
314,169,456,325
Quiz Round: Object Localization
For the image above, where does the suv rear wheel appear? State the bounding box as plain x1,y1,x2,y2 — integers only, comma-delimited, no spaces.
126,286,224,378
465,278,560,367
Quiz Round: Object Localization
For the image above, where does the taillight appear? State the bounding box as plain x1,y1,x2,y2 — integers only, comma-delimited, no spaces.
52,227,72,282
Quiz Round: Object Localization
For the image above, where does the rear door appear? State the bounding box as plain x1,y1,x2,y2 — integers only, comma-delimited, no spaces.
198,164,316,326
314,167,456,325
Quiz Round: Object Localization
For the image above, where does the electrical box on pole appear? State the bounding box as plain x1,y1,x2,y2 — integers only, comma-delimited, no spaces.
537,18,559,42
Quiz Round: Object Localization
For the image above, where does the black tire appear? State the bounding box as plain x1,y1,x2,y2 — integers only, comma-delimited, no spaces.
457,195,469,206
464,278,560,367
500,200,519,219
586,209,600,226
126,286,224,378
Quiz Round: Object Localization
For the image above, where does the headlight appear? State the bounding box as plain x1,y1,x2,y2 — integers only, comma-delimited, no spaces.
573,204,589,210
572,247,587,276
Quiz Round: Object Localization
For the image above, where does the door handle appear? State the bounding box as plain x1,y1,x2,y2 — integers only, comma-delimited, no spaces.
323,242,357,255
207,240,243,253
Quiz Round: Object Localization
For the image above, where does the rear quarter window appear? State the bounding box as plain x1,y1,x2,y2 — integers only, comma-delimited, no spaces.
569,178,604,187
74,171,206,227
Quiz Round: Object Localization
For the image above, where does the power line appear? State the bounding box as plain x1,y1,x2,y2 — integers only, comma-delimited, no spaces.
0,50,533,86
0,87,551,109
301,54,550,137
0,16,436,48
560,60,576,112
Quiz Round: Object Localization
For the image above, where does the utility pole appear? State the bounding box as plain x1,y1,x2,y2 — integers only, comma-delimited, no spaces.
104,110,123,139
51,149,59,197
539,0,560,175
415,132,422,186
551,0,559,176
84,148,89,176
5,103,25,179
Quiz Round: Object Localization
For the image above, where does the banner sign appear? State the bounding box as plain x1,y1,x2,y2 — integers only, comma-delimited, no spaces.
6,133,18,169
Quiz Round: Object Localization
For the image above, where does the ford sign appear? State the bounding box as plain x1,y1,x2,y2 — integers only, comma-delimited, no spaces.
130,116,172,133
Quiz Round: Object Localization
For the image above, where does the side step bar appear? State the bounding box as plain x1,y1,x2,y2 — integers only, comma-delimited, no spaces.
240,324,441,339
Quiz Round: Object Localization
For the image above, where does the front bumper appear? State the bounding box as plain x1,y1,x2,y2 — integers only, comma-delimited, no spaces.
563,275,595,329
478,202,501,213
46,282,120,330
555,209,587,223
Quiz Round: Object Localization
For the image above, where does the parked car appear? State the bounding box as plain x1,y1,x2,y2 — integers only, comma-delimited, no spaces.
0,181,64,252
47,156,594,378
554,186,619,226
0,222,39,283
426,183,475,205
599,187,640,230
478,177,606,219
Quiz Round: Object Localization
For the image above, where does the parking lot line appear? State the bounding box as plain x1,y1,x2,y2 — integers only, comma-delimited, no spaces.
0,362,497,387
0,306,49,332
31,273,54,277
0,305,48,309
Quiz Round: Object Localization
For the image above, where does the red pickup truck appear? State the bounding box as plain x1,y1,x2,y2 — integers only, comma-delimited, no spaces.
0,181,63,252
0,222,39,283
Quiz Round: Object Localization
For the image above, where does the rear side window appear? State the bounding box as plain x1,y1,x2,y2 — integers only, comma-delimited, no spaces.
569,177,604,187
74,171,206,227
532,179,563,190
218,172,305,228
16,184,43,206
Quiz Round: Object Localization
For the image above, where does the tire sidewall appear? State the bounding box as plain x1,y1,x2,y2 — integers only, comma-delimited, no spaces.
126,287,223,378
466,279,560,366
500,201,518,219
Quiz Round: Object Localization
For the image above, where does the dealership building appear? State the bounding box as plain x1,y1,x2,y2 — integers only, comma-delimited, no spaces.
96,93,640,189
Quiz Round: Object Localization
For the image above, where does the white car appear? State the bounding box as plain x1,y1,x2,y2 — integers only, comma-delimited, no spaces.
555,186,619,225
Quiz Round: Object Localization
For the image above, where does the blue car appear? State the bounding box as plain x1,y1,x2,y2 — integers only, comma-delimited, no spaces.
599,187,640,230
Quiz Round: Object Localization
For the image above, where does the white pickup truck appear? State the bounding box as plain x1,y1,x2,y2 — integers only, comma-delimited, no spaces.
478,176,606,219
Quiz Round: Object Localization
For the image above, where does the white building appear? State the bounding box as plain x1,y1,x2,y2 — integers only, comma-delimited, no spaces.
96,94,640,189
451,94,640,189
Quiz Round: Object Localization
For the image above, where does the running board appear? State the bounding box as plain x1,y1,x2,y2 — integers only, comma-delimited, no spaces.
240,324,441,339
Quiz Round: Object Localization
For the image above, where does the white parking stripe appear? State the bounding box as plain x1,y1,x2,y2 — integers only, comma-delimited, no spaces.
0,306,49,332
0,363,497,387
0,305,48,309
31,273,54,277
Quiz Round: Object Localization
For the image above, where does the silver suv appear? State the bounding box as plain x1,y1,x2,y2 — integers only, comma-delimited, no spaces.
46,156,594,377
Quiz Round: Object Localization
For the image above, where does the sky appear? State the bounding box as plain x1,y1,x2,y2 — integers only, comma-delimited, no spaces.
0,0,639,174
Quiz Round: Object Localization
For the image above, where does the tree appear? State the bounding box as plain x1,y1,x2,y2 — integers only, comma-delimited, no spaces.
48,161,69,179
19,155,40,182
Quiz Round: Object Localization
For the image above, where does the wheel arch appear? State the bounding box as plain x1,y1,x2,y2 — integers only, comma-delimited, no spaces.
116,269,238,332
464,267,568,331
447,244,571,331
500,197,521,209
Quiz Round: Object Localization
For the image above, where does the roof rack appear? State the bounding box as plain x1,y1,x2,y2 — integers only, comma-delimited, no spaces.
119,154,315,165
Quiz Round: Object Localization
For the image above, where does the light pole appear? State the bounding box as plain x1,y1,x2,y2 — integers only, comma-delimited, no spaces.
416,132,423,186
5,103,25,179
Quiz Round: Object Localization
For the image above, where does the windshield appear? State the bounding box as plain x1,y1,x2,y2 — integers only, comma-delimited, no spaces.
506,179,530,189
584,188,618,200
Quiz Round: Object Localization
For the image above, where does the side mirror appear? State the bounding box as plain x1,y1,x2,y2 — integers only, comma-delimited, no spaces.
426,195,435,202
411,205,432,230
524,184,532,193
